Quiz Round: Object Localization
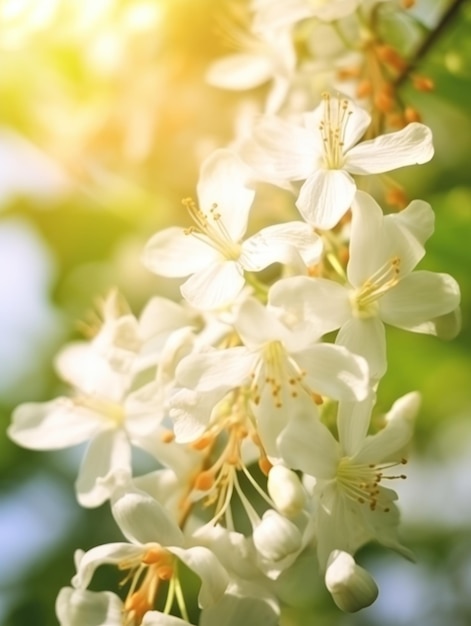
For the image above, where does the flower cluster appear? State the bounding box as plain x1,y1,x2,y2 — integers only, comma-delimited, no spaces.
8,2,461,625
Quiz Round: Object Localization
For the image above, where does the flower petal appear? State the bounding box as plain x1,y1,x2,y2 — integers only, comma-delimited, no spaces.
180,260,245,310
240,116,315,181
337,393,376,458
241,221,322,271
72,543,143,589
295,343,370,401
269,276,350,336
278,410,339,478
345,122,434,175
336,316,387,381
8,398,103,450
206,53,274,90
75,429,132,508
348,191,385,287
56,588,123,626
296,169,356,229
142,227,217,278
169,546,229,608
356,392,420,464
197,149,255,241
176,347,255,391
379,271,461,332
111,489,184,546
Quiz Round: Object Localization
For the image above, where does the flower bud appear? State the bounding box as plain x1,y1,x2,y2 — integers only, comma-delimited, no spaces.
267,465,306,517
253,510,302,562
325,550,378,612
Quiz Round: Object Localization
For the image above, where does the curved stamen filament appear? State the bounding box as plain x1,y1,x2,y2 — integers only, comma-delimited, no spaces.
182,197,241,260
352,256,400,317
337,457,407,512
320,93,353,169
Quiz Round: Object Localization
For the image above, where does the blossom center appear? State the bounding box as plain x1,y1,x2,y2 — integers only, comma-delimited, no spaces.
73,395,125,426
319,93,352,170
120,545,177,626
190,391,273,530
249,340,318,408
182,196,242,260
350,257,400,318
336,456,407,512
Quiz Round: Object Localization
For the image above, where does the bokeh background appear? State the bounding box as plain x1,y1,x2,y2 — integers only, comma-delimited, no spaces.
0,0,470,625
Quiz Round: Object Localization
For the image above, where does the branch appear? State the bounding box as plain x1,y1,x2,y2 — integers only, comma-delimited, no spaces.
395,0,468,88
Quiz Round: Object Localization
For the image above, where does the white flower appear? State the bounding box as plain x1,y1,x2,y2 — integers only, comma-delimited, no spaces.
72,488,229,626
325,550,378,612
142,148,321,310
278,391,420,569
240,94,434,229
269,191,461,378
206,24,296,114
170,296,369,455
7,340,164,507
56,587,124,626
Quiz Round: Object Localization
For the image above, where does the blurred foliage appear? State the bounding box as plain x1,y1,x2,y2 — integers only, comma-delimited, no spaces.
0,0,470,625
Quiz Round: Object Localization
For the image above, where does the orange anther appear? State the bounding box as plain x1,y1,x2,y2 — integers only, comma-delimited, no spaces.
404,106,421,123
412,75,434,92
259,456,273,476
194,470,215,491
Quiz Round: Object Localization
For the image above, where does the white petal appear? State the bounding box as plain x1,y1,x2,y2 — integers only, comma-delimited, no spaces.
111,489,184,546
169,546,229,608
72,543,143,589
325,550,378,613
75,429,132,508
138,296,193,342
345,122,434,175
143,613,190,626
206,53,273,90
384,199,434,248
180,260,245,310
169,387,224,443
142,227,217,278
235,297,293,348
176,347,254,391
197,149,255,241
356,392,420,464
55,342,126,400
278,411,339,478
348,191,385,287
240,116,315,181
253,510,303,562
242,221,321,270
380,271,461,332
199,593,279,626
337,392,376,457
269,276,350,335
56,588,123,626
336,317,387,381
295,343,370,401
8,398,103,450
296,169,356,229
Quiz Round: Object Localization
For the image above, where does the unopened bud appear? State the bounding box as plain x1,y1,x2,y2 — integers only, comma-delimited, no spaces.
412,75,434,92
325,550,378,612
268,465,306,517
253,510,302,562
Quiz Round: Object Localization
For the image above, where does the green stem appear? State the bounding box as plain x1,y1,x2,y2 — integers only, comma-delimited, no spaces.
395,0,469,87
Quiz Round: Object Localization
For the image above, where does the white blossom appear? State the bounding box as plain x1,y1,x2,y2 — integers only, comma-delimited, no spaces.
240,94,434,229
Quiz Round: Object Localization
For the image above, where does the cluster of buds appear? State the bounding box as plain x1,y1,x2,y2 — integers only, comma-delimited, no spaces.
8,1,461,625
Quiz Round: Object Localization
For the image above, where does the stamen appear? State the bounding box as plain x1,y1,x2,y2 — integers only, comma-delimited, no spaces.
181,197,241,260
351,257,400,318
337,457,407,513
319,93,353,170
